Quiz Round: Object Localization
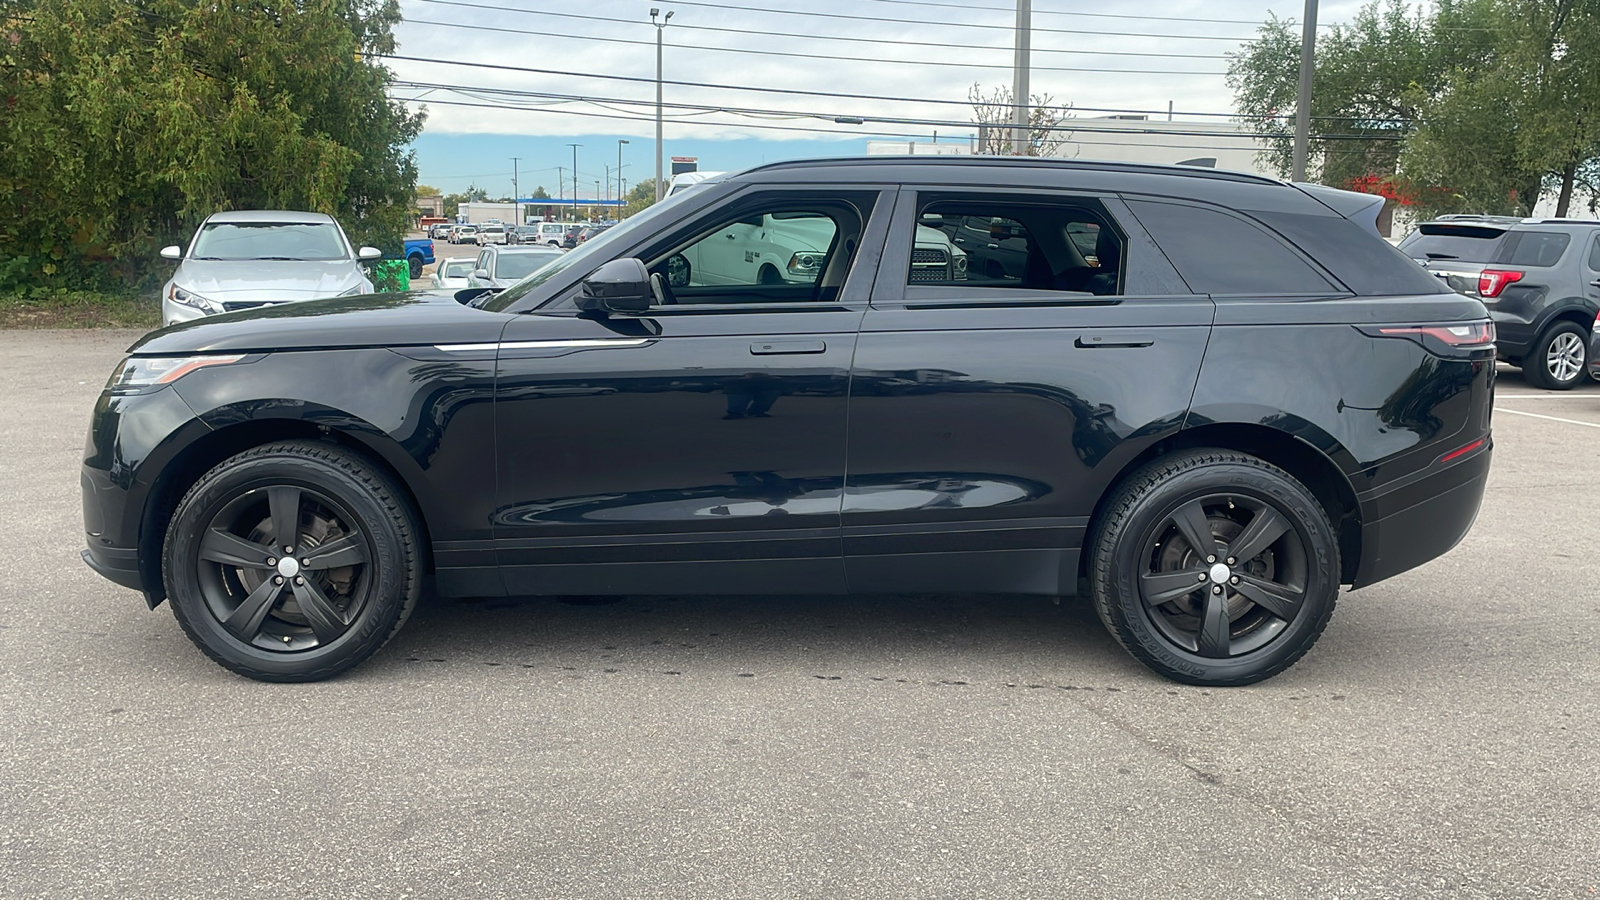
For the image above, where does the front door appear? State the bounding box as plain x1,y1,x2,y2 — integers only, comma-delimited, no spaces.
491,187,890,596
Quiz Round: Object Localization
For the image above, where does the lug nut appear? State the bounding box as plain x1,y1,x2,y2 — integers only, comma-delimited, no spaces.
266,557,277,565
1197,573,1207,582
283,546,294,554
1226,557,1236,565
1212,586,1223,594
1231,576,1240,584
294,576,304,586
1206,555,1216,564
273,576,283,585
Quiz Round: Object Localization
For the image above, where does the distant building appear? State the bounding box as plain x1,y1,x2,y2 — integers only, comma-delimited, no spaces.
1050,116,1275,177
416,193,444,217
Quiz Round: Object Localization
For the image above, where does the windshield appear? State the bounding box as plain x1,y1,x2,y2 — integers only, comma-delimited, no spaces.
191,222,349,261
496,251,565,280
481,190,703,312
440,259,475,278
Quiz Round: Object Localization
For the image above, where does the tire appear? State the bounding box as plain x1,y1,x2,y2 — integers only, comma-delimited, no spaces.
757,264,784,286
408,256,423,279
1089,449,1339,686
1523,321,1588,390
162,441,423,682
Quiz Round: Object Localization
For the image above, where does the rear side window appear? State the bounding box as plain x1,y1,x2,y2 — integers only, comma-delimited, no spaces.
908,196,1125,296
1397,224,1508,262
1253,210,1447,296
1496,231,1571,267
1124,199,1335,295
1589,236,1600,271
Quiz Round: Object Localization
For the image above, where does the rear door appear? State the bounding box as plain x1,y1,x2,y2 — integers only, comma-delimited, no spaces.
843,187,1214,596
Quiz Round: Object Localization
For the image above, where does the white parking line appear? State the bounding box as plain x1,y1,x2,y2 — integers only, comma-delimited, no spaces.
1495,393,1600,400
1495,407,1600,428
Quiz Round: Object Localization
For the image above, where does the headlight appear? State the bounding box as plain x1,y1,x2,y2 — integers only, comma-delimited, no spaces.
787,253,822,276
105,354,246,395
167,284,216,311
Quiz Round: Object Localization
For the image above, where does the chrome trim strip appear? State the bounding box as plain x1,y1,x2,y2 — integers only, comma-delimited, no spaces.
434,338,651,352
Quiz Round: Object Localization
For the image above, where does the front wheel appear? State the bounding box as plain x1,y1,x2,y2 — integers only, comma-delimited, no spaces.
1089,449,1339,686
162,441,422,682
1524,321,1589,390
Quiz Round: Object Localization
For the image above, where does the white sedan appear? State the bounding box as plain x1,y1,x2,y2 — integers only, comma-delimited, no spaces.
429,258,476,290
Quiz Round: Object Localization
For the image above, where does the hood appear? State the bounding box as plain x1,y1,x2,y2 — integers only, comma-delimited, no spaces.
173,259,367,301
131,290,511,356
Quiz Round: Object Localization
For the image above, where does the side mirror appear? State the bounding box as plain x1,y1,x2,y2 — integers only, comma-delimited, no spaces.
473,269,491,281
577,258,653,314
160,246,182,260
357,246,383,261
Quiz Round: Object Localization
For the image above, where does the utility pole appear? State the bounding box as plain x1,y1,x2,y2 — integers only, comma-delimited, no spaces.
1291,0,1318,181
617,139,629,209
557,165,564,214
567,143,582,220
651,9,673,201
1011,0,1031,155
510,156,520,226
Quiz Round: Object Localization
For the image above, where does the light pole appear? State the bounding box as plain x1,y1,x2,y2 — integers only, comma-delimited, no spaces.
1011,0,1031,155
617,138,629,209
566,143,582,221
1291,0,1319,181
650,9,673,201
510,156,520,226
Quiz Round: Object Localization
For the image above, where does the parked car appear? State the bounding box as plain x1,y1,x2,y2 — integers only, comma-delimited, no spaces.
429,257,477,290
429,224,453,241
465,244,565,289
157,210,377,326
85,157,1492,686
1397,215,1600,389
475,224,508,246
506,225,541,245
560,225,585,249
402,238,434,279
531,221,568,246
449,225,477,245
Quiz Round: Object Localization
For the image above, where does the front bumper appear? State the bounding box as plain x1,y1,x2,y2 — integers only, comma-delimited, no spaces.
1352,438,1492,587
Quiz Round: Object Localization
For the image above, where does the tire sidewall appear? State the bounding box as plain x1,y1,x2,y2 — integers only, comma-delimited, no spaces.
163,453,411,680
1102,461,1338,684
1533,322,1587,389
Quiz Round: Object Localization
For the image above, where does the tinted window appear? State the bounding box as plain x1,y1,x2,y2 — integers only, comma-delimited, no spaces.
496,251,564,280
1125,200,1334,295
1253,210,1447,296
1396,224,1509,262
910,198,1123,295
1589,236,1600,271
1497,231,1571,267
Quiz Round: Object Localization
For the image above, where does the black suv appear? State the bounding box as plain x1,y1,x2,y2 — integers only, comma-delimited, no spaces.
82,157,1494,685
1398,215,1600,389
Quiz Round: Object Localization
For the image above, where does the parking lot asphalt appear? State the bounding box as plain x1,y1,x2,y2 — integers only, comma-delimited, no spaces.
1,330,1596,899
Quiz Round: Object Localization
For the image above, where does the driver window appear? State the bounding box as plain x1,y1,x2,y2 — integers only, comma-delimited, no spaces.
647,192,876,305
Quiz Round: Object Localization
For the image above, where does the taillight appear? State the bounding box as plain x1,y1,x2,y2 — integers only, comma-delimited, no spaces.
1377,321,1496,347
1478,269,1523,298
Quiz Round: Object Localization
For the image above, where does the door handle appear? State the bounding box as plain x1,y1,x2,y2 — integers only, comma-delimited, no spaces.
1589,278,1600,288
751,340,826,355
1075,333,1155,349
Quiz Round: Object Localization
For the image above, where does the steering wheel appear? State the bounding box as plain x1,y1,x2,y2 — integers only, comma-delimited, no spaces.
649,272,677,305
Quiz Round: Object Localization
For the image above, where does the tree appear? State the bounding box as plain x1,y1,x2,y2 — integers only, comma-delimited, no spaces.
623,179,659,216
529,186,551,200
416,185,442,197
1228,0,1600,216
440,184,489,218
0,0,424,288
969,84,1072,156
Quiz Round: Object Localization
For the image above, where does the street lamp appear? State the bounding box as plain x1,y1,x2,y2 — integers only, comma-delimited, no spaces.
617,139,629,210
650,9,673,201
567,142,582,221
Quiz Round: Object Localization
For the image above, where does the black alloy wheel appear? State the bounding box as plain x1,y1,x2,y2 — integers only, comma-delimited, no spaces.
1090,449,1339,685
163,441,421,682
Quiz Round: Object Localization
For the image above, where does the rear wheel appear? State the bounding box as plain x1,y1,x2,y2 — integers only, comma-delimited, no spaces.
408,256,423,279
162,441,422,682
1089,449,1339,686
1524,321,1589,390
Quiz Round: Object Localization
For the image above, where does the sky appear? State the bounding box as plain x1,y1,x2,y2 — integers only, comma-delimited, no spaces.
392,0,1370,200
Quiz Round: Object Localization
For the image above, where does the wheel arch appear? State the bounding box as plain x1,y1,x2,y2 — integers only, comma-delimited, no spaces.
1082,420,1363,585
137,417,435,603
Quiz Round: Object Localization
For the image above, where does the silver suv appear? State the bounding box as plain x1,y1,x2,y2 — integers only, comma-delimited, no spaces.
1399,215,1600,389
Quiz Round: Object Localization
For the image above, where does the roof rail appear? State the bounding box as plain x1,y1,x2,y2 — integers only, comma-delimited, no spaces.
737,155,1283,186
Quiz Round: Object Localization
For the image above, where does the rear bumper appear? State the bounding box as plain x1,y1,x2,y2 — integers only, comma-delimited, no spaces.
1352,439,1491,587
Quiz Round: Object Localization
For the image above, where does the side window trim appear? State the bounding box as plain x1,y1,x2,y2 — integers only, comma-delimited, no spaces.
1585,233,1600,272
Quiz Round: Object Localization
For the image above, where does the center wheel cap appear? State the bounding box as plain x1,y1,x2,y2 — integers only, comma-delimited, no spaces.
277,557,301,578
1209,562,1231,584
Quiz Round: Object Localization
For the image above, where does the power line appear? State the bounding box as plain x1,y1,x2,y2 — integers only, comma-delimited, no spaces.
393,81,1403,141
400,18,1228,75
410,0,1233,59
851,0,1339,27
380,53,1412,123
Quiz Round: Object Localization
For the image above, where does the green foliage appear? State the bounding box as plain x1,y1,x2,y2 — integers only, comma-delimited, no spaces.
1229,0,1600,216
623,179,659,217
0,0,424,291
529,185,551,200
440,183,488,217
